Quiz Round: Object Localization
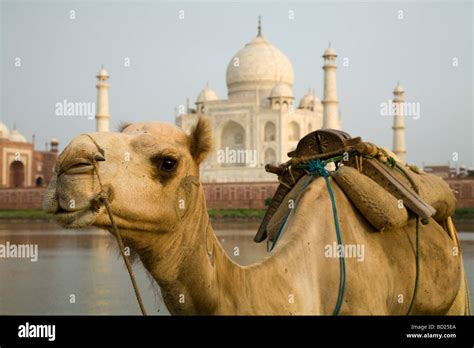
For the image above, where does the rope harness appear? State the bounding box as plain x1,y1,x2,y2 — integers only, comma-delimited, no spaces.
85,134,147,316
268,152,421,316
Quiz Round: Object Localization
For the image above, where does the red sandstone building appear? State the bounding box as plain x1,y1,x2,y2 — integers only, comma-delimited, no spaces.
204,181,278,209
0,123,58,188
423,165,474,208
0,123,58,209
204,165,474,210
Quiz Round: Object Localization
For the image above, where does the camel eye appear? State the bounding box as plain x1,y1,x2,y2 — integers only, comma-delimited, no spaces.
161,158,177,172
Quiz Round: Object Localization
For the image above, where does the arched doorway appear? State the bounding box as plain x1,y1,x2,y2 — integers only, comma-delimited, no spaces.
220,121,246,167
288,121,301,141
9,161,25,188
264,121,276,142
35,176,44,187
264,148,276,165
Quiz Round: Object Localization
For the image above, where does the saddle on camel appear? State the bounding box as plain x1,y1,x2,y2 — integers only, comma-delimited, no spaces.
255,129,457,248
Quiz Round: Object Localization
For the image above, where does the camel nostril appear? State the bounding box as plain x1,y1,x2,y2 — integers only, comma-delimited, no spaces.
94,154,105,162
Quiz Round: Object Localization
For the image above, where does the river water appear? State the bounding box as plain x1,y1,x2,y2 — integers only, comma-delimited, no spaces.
0,220,473,315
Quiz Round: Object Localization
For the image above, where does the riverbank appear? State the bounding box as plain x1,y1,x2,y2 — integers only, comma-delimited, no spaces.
0,209,52,220
2,208,474,225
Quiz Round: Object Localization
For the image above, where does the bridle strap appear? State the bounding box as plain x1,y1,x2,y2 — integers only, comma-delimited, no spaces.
86,134,147,316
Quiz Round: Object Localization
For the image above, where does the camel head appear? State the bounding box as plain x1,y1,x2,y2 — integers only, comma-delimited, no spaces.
43,117,213,236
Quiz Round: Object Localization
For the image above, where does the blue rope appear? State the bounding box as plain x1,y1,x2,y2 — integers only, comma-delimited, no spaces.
268,159,346,315
309,160,346,315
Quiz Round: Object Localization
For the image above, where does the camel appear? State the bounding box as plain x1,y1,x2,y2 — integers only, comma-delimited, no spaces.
43,116,471,315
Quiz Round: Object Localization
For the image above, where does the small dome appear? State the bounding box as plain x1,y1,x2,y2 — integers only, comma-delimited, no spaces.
323,47,337,57
394,83,404,93
9,129,27,143
51,137,59,144
299,90,321,109
270,82,293,98
0,122,10,139
97,67,109,78
299,93,314,108
196,86,219,103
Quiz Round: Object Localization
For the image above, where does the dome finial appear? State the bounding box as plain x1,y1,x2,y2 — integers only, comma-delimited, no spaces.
257,15,262,37
393,81,404,94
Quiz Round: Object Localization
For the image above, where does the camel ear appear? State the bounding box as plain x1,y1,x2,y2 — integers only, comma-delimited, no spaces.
188,116,213,164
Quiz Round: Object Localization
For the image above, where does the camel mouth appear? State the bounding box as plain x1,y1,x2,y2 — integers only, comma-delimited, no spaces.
53,206,99,229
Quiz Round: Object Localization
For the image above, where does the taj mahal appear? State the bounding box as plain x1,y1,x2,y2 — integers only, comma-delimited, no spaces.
176,20,341,183
174,20,406,183
3,17,474,213
92,19,407,184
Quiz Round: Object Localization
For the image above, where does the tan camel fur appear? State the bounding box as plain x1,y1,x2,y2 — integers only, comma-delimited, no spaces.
43,117,471,315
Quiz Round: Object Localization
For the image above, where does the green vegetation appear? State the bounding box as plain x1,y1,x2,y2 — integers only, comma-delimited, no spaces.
208,209,266,218
264,197,273,207
2,207,474,220
0,209,51,219
453,207,474,219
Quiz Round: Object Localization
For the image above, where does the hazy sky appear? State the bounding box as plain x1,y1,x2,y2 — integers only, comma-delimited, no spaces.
1,0,472,168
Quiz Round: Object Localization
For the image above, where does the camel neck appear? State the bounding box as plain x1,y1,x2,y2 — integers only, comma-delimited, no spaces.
147,183,241,315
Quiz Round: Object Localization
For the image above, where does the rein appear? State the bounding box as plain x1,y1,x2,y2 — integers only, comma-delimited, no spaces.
85,134,147,316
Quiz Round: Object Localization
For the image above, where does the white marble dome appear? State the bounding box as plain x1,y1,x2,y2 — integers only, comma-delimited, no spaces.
299,93,314,108
226,34,294,98
196,86,219,103
9,129,27,143
270,82,293,98
0,122,10,139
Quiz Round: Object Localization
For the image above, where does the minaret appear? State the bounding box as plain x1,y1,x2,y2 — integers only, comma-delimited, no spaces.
392,83,406,162
322,44,340,129
95,66,110,132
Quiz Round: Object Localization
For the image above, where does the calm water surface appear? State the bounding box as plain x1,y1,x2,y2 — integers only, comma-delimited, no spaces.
0,220,473,315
